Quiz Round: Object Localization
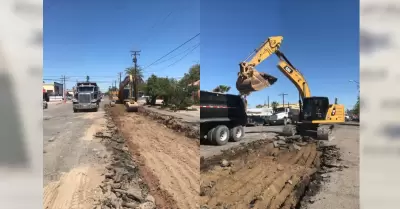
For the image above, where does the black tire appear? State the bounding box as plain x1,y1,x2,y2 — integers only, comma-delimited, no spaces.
207,127,216,144
229,125,244,142
73,109,78,113
212,125,230,146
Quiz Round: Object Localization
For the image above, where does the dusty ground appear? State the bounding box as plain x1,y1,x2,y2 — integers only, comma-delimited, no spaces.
43,100,110,209
109,104,200,209
200,125,359,209
200,137,345,209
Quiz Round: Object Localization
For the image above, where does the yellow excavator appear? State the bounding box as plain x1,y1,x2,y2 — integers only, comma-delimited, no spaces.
236,36,345,141
119,74,139,112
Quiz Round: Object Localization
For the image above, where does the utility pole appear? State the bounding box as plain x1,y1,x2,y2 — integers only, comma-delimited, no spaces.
61,75,68,103
278,93,288,108
118,72,122,86
267,96,270,108
131,50,141,102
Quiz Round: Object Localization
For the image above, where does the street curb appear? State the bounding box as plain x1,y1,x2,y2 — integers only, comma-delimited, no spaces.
340,123,360,126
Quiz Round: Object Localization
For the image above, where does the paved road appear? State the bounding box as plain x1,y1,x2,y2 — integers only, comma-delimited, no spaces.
307,124,359,209
43,99,108,186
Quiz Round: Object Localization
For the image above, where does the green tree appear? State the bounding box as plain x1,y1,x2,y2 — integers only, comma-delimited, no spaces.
271,101,279,112
180,64,200,86
352,96,360,115
212,85,231,93
86,75,90,82
256,104,263,108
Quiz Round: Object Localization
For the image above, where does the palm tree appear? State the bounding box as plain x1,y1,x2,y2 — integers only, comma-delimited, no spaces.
125,66,145,101
125,66,144,84
212,85,231,93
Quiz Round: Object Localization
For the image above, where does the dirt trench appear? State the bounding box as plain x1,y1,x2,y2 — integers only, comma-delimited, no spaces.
200,135,344,209
107,104,200,209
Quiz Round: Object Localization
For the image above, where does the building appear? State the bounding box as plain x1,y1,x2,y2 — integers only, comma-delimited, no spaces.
258,103,300,109
43,82,64,96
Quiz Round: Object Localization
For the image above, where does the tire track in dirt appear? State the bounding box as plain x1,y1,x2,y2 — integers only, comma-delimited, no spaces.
110,105,199,209
200,140,319,209
43,166,103,209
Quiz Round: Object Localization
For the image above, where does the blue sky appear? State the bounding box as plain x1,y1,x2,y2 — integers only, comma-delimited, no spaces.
200,0,359,109
44,0,200,91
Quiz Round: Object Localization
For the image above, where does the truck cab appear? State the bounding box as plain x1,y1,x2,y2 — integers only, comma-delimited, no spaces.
268,107,300,125
72,82,100,112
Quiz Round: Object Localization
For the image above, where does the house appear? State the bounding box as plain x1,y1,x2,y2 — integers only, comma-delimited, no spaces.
43,82,64,96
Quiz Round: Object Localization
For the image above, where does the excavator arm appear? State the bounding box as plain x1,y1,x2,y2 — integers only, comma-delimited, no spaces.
118,75,133,102
236,36,311,100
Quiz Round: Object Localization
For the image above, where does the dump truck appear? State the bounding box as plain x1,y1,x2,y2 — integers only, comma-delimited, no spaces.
200,90,247,146
72,81,101,112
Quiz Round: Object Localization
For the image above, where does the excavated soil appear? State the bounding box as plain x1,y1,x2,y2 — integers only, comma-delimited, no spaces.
200,136,343,209
108,104,200,209
87,107,162,209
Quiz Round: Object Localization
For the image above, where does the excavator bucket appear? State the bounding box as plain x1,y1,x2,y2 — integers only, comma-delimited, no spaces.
125,100,139,112
236,64,278,95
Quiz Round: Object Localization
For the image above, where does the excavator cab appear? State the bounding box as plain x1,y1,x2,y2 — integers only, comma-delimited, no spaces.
302,97,330,121
301,96,345,124
236,62,278,95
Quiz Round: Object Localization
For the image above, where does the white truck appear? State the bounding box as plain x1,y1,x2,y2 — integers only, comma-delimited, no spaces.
267,107,300,126
246,107,273,126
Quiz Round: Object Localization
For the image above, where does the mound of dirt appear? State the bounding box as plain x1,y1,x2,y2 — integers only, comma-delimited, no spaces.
200,135,343,209
137,106,199,139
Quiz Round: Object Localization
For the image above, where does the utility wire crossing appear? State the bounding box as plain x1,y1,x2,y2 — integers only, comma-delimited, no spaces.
143,32,200,70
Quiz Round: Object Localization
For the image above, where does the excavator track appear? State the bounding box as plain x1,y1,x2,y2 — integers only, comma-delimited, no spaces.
282,124,335,141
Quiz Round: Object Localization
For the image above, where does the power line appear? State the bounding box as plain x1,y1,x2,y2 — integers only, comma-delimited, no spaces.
143,33,200,70
140,11,173,48
149,42,200,67
144,43,200,74
166,43,200,67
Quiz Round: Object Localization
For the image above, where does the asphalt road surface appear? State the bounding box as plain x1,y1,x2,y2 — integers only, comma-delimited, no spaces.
43,100,109,186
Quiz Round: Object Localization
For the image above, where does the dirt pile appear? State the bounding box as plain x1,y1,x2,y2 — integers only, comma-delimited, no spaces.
200,134,344,209
92,109,159,209
137,106,199,139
